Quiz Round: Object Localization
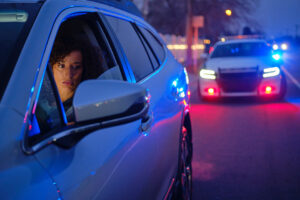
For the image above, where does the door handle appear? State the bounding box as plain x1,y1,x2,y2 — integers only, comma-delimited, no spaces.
140,113,153,132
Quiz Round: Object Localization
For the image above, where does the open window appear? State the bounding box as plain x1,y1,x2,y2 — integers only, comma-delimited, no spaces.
26,12,124,149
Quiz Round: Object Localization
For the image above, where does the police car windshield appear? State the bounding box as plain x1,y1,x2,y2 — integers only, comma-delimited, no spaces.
211,42,271,58
0,3,41,101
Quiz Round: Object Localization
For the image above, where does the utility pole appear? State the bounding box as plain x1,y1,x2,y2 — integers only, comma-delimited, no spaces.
185,0,193,72
141,0,149,16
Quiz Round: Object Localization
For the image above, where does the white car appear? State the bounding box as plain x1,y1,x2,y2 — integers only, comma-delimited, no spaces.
198,38,286,99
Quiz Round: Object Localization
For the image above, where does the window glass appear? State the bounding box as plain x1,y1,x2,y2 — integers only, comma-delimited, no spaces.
28,69,64,147
27,13,124,146
0,3,41,101
211,42,271,58
105,16,153,81
138,27,165,66
53,15,123,81
137,28,159,69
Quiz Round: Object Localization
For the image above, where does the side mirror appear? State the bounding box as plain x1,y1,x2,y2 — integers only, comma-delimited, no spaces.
73,80,149,124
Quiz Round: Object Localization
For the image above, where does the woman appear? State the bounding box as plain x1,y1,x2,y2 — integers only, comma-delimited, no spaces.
49,37,90,122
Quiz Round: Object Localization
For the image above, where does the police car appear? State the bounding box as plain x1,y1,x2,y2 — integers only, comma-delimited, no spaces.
0,0,192,199
198,36,286,99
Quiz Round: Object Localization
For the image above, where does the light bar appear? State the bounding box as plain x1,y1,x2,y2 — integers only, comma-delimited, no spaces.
272,44,279,50
281,43,288,50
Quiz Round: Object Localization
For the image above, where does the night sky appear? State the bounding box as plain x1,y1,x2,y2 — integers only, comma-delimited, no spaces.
253,0,300,37
133,0,300,38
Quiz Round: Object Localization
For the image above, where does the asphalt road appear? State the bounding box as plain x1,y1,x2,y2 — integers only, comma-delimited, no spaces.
189,48,300,200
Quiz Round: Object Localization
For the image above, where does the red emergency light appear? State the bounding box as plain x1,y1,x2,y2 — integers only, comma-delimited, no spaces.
265,86,272,94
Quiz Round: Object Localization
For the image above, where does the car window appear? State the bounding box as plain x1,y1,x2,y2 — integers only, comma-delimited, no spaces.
0,3,41,101
135,26,159,69
104,15,154,81
138,26,165,67
27,13,123,148
28,68,65,147
211,42,272,58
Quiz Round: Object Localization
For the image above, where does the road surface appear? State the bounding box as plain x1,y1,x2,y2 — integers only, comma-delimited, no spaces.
190,48,300,200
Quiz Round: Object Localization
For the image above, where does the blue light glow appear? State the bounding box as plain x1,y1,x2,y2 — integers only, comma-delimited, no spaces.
143,132,149,136
272,53,281,61
179,92,185,98
172,79,178,87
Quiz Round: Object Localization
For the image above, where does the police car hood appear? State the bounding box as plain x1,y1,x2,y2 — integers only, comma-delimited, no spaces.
205,56,273,71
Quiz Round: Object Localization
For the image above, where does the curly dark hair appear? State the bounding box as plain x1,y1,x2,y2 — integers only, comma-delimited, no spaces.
49,36,102,81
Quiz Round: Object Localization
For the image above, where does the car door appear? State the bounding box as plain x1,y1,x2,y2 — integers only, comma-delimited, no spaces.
103,14,189,199
23,6,170,200
0,3,60,199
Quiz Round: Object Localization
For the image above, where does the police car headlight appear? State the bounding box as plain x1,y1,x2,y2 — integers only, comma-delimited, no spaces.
200,69,216,80
263,67,280,78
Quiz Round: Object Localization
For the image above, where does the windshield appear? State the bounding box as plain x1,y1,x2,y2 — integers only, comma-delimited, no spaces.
0,3,41,101
211,42,271,58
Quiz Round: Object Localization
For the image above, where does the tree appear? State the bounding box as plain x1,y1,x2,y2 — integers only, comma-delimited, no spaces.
142,0,260,41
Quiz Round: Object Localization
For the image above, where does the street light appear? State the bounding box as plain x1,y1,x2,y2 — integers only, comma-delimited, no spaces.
225,9,232,16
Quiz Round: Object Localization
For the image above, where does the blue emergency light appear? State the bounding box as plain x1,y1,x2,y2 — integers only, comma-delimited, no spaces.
272,53,281,61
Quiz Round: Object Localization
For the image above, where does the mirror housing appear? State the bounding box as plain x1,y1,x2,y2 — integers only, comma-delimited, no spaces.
73,80,149,123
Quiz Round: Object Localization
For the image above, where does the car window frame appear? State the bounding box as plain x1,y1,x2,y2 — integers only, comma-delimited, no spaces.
21,7,128,154
132,23,159,70
102,13,162,83
135,24,166,67
97,12,137,83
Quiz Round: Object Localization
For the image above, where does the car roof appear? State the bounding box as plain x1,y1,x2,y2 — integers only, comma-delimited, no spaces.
86,0,142,17
2,0,142,18
216,39,267,46
1,0,42,2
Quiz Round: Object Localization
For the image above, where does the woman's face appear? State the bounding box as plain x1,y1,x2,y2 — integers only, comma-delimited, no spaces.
52,50,83,102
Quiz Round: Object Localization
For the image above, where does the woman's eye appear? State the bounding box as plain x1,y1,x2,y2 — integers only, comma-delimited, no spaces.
72,65,82,70
57,64,64,68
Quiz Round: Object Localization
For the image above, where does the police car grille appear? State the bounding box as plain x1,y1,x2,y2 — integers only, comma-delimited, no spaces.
218,70,259,93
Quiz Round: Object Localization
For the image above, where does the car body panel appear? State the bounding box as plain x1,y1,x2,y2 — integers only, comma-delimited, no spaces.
205,57,275,71
0,106,59,199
